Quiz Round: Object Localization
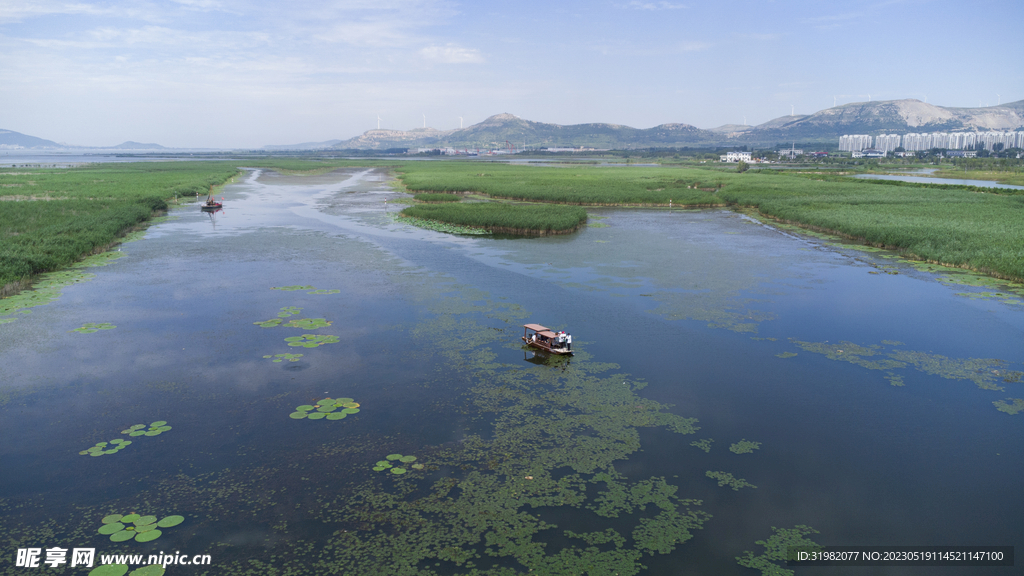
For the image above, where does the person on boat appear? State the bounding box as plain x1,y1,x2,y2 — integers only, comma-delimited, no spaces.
566,333,572,351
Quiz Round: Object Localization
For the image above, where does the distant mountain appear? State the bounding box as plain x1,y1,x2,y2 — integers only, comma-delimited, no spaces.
263,100,1020,151
0,129,66,149
742,100,1024,143
317,113,716,150
112,141,167,150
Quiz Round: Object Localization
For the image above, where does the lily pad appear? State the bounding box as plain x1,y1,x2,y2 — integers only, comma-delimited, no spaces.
110,531,135,542
144,430,160,436
375,461,392,467
129,431,146,437
308,289,340,295
341,402,360,408
134,523,157,533
271,286,314,291
326,412,347,420
254,318,283,328
130,566,165,576
102,514,124,524
399,455,417,463
295,405,315,411
156,426,172,432
88,565,129,576
156,515,184,528
289,412,308,419
372,466,386,471
411,463,425,470
284,318,332,329
284,334,340,348
150,421,167,427
134,515,157,526
386,454,403,461
121,513,140,523
341,407,360,414
266,353,303,363
391,468,407,475
99,522,125,535
135,529,162,542
277,306,303,317
317,405,337,413
307,413,326,420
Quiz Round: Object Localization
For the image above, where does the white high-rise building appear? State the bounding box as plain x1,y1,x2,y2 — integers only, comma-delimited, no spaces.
839,135,873,151
874,134,901,153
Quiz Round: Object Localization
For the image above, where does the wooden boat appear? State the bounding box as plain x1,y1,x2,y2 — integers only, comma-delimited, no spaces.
200,186,223,211
522,324,573,355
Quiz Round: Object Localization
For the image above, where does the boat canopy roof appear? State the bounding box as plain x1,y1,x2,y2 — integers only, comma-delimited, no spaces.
523,324,549,332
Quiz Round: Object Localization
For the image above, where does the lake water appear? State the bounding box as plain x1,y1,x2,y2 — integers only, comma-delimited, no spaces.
852,172,1024,190
1,168,1021,575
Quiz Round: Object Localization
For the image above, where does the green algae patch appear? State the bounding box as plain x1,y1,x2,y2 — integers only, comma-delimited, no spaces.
690,438,714,453
993,398,1024,415
792,338,1005,390
729,440,761,454
284,334,340,348
263,353,303,363
775,352,797,358
71,322,116,333
737,525,822,576
72,251,127,268
886,373,904,386
706,471,756,491
0,269,96,322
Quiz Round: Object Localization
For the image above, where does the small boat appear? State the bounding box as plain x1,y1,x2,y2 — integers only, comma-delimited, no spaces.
200,186,223,211
522,324,573,355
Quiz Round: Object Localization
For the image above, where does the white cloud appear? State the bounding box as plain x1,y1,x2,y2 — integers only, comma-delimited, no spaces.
419,44,484,64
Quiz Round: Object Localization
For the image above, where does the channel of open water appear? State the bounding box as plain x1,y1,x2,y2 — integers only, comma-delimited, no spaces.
1,168,1021,575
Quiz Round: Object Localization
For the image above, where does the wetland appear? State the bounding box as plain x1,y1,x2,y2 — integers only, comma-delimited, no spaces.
1,164,1022,575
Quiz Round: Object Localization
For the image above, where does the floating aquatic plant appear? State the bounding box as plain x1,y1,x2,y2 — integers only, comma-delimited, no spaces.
263,353,303,363
122,422,172,437
690,438,713,453
736,525,821,576
79,438,132,457
254,318,283,328
277,306,302,318
285,334,340,348
993,398,1024,415
706,471,756,491
72,251,126,268
71,323,116,333
307,289,340,295
283,318,332,329
775,352,797,358
271,286,314,291
729,440,761,454
290,398,359,420
96,513,184,543
373,454,418,473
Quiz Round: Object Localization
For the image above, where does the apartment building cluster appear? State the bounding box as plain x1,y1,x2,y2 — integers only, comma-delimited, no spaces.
840,131,1024,153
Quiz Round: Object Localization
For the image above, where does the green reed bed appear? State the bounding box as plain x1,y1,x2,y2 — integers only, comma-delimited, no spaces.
400,202,588,235
0,162,239,291
396,162,724,205
396,161,1024,281
719,175,1024,281
412,193,461,203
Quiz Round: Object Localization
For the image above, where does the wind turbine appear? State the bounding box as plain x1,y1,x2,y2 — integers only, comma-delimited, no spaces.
997,94,1001,105
422,114,426,129
791,105,794,116
459,117,463,129
868,94,871,102
833,95,837,107
377,115,381,129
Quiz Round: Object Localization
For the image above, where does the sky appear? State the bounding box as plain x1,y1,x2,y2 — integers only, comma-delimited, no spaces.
1,0,1022,148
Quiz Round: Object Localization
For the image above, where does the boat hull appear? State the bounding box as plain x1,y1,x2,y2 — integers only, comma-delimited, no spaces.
522,337,573,355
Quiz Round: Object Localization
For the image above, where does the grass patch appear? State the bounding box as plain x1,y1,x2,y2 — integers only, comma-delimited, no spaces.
400,202,588,235
412,193,461,203
0,162,239,292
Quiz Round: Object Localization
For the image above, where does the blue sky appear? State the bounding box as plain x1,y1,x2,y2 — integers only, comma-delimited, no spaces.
1,0,1021,148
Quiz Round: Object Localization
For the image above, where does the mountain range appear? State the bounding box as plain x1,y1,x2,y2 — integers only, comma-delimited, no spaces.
267,99,1024,151
4,99,1022,152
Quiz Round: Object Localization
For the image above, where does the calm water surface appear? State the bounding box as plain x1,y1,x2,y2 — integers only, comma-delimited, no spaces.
1,168,1021,575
